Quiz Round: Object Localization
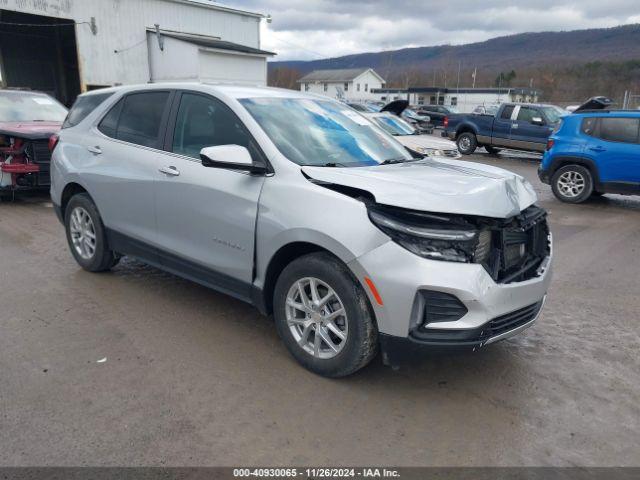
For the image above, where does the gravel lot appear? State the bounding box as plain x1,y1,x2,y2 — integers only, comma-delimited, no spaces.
1,148,639,467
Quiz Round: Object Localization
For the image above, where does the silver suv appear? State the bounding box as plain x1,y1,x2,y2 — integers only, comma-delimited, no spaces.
51,84,552,377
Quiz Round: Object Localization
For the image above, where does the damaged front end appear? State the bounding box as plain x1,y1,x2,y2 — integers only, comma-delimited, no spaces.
367,202,551,284
0,133,55,197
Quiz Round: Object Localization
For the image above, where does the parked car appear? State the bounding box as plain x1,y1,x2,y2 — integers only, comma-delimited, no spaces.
538,110,640,203
363,111,461,158
471,105,500,116
444,102,564,155
416,105,459,127
0,89,68,198
381,99,433,133
347,102,380,113
51,84,552,377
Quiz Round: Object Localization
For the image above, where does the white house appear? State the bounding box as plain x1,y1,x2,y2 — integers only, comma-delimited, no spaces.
370,86,541,113
297,68,385,101
0,0,273,106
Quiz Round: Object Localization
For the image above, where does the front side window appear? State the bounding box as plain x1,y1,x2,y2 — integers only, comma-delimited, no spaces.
598,117,640,143
517,107,541,123
99,91,170,148
172,93,255,160
0,91,68,123
240,97,412,167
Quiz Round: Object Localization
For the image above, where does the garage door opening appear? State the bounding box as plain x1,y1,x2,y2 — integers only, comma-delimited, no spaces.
0,9,81,107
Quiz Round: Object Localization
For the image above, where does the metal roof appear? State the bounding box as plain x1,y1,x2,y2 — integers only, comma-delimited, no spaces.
166,0,264,18
297,68,376,83
149,29,275,56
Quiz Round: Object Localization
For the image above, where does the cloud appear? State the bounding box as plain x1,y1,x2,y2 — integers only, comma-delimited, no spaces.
229,0,640,60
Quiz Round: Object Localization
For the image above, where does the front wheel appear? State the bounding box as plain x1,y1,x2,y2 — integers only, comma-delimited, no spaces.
551,165,593,203
273,253,378,377
456,132,477,155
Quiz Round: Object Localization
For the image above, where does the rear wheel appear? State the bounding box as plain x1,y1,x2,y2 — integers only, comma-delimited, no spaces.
551,165,593,203
485,145,501,155
456,132,477,155
273,253,378,377
64,193,119,271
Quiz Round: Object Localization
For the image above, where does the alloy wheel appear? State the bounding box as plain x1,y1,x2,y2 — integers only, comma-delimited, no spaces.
69,206,97,260
285,277,348,359
557,171,585,198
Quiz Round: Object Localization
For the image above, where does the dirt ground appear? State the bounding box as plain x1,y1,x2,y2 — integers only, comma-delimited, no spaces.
1,149,639,467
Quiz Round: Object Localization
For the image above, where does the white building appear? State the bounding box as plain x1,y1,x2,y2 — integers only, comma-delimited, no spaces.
0,0,273,106
370,86,541,113
297,68,385,101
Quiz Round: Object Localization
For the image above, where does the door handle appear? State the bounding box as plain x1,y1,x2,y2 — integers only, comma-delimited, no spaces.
589,146,606,152
87,146,102,154
159,166,180,176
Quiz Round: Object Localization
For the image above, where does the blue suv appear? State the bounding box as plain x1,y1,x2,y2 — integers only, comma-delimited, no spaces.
538,111,640,203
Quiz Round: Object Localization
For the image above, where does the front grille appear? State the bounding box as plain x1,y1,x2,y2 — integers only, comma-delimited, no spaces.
409,300,543,344
485,301,543,337
26,141,51,186
483,205,550,284
421,290,468,324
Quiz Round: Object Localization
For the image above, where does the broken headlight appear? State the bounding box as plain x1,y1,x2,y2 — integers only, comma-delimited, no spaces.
368,206,484,263
413,146,445,157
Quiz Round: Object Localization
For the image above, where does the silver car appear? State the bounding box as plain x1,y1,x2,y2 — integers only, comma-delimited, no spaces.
51,84,552,377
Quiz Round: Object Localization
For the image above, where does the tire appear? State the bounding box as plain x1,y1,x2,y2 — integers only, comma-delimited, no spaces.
590,191,604,198
273,252,378,378
485,146,501,155
551,165,594,204
64,193,119,272
456,132,477,155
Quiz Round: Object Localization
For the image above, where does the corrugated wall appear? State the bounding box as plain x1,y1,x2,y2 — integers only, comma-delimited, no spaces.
0,0,262,89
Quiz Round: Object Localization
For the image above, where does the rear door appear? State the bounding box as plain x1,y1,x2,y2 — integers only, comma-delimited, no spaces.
88,90,173,247
153,91,267,299
589,117,640,184
510,106,553,151
491,105,515,145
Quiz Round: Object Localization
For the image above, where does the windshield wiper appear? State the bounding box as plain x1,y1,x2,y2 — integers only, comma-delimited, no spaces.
380,157,416,165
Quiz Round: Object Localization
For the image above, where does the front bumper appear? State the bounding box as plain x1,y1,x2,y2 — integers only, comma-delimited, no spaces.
348,238,552,360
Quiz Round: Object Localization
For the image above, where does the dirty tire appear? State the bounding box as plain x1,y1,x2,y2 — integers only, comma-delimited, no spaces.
456,132,477,155
64,193,119,272
273,252,378,378
551,164,593,204
485,145,501,155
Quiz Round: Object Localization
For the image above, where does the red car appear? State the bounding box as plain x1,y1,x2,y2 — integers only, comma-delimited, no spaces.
0,90,68,199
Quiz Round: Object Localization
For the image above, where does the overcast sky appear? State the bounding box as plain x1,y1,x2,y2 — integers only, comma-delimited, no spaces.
227,0,640,61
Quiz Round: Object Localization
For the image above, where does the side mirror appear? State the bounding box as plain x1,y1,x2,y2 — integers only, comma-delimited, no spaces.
531,117,545,126
200,145,266,174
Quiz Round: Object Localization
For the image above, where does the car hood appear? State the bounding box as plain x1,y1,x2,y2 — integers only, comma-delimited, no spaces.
302,159,537,218
0,121,62,139
394,135,458,151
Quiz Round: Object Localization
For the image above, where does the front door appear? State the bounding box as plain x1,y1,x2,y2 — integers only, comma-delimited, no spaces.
510,106,553,151
154,91,267,300
492,104,515,144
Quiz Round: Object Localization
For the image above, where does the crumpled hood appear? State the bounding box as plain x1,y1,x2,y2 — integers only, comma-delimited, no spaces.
302,158,537,218
394,134,458,152
0,121,62,139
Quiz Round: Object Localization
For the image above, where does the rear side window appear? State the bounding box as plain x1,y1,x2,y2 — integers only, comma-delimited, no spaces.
98,92,170,148
598,117,640,144
500,105,515,119
62,92,113,129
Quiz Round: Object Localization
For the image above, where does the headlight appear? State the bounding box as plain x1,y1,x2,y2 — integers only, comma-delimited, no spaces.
415,147,445,157
368,207,489,263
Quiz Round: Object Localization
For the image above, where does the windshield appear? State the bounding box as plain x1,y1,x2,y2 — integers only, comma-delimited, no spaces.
403,109,423,120
540,106,564,124
0,92,68,122
373,115,416,136
240,97,412,167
